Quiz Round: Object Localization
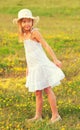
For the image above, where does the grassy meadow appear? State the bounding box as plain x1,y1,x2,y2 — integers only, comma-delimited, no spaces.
0,0,80,130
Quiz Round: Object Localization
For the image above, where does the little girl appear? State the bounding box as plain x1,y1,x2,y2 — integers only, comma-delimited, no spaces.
13,9,65,123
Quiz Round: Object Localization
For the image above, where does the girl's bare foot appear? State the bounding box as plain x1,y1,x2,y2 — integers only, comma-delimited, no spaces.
27,116,42,122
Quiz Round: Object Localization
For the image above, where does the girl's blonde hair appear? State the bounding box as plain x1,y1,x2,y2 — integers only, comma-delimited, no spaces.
18,20,24,42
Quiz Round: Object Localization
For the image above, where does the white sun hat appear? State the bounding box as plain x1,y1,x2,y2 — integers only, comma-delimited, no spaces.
13,9,39,26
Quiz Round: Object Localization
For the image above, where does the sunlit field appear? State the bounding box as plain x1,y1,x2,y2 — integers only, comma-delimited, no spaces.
0,0,80,130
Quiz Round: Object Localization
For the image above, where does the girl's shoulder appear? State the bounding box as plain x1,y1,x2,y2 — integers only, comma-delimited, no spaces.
31,28,43,43
31,28,39,32
31,28,41,39
31,28,39,35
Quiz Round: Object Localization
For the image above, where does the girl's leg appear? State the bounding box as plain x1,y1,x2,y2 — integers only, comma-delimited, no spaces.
28,90,43,121
35,90,43,118
44,87,59,120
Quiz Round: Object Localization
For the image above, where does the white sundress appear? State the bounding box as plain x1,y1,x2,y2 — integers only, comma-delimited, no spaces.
24,39,65,92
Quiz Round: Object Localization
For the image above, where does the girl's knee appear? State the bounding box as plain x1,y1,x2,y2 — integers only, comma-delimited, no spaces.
44,86,52,95
35,90,42,96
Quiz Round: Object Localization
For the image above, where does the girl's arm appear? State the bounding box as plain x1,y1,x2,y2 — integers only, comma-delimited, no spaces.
32,30,62,68
26,68,28,76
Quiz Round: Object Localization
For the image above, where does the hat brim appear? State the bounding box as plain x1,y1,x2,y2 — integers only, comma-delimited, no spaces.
13,16,39,26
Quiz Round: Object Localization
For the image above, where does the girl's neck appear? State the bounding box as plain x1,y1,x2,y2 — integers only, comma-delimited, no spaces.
24,30,31,39
23,28,34,40
23,27,33,34
23,29,31,35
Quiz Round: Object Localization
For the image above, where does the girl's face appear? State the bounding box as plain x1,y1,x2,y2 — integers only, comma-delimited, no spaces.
21,18,33,31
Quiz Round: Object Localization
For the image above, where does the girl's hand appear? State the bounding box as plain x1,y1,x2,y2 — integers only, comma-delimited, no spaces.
54,59,62,68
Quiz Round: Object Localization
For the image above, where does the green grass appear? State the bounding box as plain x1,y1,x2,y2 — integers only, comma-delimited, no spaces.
0,0,80,130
